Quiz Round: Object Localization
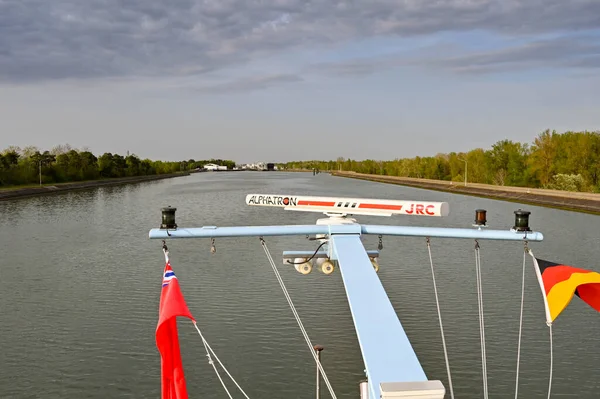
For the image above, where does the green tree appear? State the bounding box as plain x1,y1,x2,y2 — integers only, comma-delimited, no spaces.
279,129,600,193
0,144,226,188
529,129,557,187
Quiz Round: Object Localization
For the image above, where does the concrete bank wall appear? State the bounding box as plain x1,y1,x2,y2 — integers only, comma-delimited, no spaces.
331,171,600,215
0,172,190,201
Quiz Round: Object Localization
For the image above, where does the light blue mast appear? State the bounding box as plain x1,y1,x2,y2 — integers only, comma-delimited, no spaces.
149,194,543,398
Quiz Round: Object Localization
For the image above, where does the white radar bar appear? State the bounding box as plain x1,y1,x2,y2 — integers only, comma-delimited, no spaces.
245,194,449,217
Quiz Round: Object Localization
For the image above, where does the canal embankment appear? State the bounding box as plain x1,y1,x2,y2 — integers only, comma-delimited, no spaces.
0,172,190,201
331,171,600,215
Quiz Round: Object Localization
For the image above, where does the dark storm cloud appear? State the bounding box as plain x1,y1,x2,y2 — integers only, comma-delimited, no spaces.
1,0,599,84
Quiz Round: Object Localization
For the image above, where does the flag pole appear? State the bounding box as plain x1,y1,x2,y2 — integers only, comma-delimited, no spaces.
527,249,553,326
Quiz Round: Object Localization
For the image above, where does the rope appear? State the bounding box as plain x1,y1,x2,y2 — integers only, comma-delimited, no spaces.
192,321,251,399
526,249,554,399
162,245,250,399
260,238,338,399
548,324,553,399
514,248,527,399
426,238,455,399
197,323,234,399
474,241,489,399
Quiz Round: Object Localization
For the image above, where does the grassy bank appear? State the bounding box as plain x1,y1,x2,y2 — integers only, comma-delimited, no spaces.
331,171,600,215
0,172,190,201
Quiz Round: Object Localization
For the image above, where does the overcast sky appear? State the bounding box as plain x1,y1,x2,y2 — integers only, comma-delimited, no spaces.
1,0,599,163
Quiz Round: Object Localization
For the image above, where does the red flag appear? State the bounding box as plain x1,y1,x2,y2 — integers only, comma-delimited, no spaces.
156,260,195,399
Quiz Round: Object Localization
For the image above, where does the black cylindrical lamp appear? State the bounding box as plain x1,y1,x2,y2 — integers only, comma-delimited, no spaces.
513,209,531,232
160,206,177,229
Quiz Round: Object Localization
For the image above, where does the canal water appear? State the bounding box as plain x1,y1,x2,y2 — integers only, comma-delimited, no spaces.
1,172,599,398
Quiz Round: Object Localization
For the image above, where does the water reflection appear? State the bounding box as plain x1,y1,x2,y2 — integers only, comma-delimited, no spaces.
0,172,599,399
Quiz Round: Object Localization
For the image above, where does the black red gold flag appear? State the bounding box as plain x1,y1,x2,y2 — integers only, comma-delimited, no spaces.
531,257,600,323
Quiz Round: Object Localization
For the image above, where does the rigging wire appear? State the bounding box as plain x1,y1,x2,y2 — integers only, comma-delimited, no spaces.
163,245,250,399
260,237,338,399
547,324,554,399
514,246,527,398
193,321,251,399
426,238,455,399
526,248,554,399
474,241,489,399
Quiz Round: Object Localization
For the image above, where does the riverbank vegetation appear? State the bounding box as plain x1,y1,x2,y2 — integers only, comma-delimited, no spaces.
0,144,236,188
278,129,600,193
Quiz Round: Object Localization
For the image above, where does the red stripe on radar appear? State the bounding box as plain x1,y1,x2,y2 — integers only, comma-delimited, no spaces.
298,200,336,207
358,203,403,210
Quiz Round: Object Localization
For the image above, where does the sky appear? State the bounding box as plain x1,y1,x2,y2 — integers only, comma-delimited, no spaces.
1,0,599,164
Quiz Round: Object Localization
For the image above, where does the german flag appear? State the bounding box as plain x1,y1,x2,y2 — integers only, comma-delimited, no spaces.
532,257,600,323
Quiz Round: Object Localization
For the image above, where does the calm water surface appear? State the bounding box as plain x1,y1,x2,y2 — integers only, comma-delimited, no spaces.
1,172,599,398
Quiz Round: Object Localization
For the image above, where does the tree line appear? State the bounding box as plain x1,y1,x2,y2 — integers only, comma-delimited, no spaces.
0,144,236,187
278,129,600,192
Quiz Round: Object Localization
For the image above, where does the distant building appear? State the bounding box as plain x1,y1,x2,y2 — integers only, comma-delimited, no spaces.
204,163,227,171
240,162,277,171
